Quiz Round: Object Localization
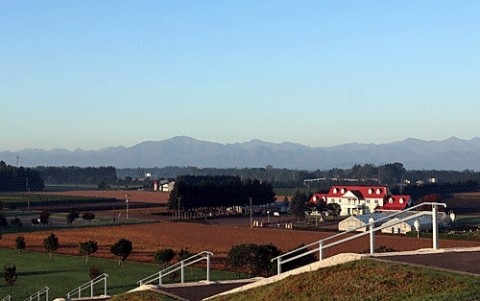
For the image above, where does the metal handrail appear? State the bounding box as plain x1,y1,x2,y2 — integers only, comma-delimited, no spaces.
1,295,11,301
272,202,446,274
66,273,109,299
23,287,49,301
138,251,213,286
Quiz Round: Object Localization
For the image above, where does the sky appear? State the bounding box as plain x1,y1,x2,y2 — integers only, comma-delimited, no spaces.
1,1,480,151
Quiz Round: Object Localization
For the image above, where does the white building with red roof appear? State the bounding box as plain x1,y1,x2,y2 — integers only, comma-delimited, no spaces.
310,185,411,216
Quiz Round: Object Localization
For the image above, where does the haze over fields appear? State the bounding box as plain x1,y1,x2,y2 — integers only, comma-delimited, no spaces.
2,136,480,171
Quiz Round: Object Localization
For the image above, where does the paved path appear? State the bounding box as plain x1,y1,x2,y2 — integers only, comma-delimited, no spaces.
375,249,480,275
158,282,252,301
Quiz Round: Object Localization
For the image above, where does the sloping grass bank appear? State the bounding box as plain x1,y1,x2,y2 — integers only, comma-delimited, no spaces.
210,259,480,301
0,248,236,300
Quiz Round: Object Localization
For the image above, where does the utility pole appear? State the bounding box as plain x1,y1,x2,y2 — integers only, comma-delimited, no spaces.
125,194,129,219
177,197,181,220
249,197,253,228
26,177,30,212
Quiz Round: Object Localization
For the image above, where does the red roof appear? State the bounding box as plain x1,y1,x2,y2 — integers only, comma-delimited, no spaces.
377,195,411,211
310,185,389,203
309,186,410,212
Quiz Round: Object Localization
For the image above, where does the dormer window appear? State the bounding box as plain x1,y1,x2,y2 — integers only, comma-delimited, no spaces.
368,188,373,194
388,198,393,203
376,188,381,195
341,188,345,194
399,198,404,204
333,188,338,194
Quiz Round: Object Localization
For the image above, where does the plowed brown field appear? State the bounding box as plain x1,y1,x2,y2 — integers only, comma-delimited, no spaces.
1,222,479,269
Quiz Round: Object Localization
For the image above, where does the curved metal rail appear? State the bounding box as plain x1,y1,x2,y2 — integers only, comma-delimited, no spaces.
272,202,447,274
138,251,213,286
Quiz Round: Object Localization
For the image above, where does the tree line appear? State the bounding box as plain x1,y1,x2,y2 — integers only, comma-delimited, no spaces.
0,161,44,192
118,163,480,188
168,175,276,210
35,166,117,186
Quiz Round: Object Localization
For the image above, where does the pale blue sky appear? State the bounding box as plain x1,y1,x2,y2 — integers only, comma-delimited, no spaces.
1,1,479,151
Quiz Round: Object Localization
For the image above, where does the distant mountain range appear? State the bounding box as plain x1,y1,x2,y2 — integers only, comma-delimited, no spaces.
2,136,480,170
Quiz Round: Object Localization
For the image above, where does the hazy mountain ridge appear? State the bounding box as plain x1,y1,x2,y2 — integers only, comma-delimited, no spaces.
2,136,480,170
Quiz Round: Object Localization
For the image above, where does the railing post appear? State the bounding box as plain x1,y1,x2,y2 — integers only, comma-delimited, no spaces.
369,217,375,255
277,258,282,274
159,271,162,286
91,279,94,297
432,204,439,249
206,253,211,282
104,275,108,296
181,260,185,284
319,241,323,261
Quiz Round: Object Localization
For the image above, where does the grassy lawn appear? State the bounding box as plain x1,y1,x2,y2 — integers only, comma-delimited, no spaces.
0,192,116,208
210,259,480,301
455,214,480,226
0,211,152,235
0,248,237,300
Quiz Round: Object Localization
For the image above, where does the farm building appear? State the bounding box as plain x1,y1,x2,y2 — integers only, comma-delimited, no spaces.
338,211,451,235
380,212,450,234
338,213,388,232
310,185,411,216
160,181,175,192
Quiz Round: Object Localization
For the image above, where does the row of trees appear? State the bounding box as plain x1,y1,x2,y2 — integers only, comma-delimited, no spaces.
168,176,276,210
0,161,44,192
3,235,132,286
17,209,96,228
119,162,480,188
35,166,117,186
393,181,480,200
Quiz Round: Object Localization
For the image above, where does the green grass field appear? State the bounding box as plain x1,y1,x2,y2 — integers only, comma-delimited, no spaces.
0,248,237,300
0,193,117,208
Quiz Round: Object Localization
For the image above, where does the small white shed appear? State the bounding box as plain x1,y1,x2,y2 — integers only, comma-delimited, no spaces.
338,213,387,232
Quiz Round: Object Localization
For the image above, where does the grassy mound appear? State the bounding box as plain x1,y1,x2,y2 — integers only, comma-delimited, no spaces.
211,259,480,301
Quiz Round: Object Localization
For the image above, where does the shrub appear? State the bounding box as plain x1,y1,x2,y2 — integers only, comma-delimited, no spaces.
89,266,103,280
15,236,26,252
43,233,59,259
3,265,17,285
227,243,280,278
154,248,176,268
110,238,132,267
79,240,98,262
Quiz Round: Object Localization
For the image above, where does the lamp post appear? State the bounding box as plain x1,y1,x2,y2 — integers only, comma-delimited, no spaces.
414,219,420,238
369,217,375,255
449,211,456,224
125,194,129,219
